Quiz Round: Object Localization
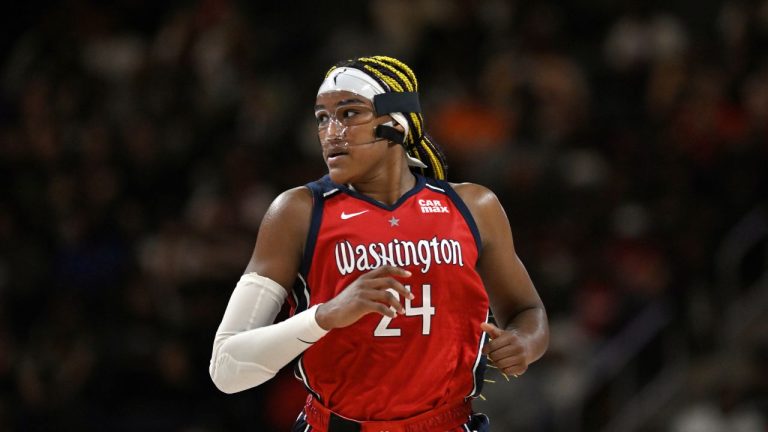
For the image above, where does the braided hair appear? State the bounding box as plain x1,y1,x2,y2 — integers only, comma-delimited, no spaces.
325,56,448,180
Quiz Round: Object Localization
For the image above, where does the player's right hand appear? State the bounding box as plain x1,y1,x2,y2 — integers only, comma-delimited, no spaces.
315,265,413,330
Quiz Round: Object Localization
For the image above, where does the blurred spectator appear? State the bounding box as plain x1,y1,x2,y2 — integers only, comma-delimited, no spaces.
1,0,766,431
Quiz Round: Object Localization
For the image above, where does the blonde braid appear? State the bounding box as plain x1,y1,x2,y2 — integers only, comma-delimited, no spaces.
374,56,419,91
409,112,423,139
419,138,445,179
362,57,414,92
362,65,404,92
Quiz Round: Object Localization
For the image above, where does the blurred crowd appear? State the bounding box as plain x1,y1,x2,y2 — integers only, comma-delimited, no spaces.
1,0,767,431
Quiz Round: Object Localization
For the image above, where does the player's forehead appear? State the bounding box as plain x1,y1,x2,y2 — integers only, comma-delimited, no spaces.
314,90,373,111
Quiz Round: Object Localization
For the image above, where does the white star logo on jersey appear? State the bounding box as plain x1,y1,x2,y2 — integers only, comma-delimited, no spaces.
388,217,399,227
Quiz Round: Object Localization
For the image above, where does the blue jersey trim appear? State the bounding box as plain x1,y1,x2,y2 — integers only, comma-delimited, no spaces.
293,178,336,313
301,179,332,277
468,311,490,399
291,273,310,314
427,178,483,254
293,355,322,403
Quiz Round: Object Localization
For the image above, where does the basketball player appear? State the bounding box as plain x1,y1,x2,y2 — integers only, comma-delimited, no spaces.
209,56,549,431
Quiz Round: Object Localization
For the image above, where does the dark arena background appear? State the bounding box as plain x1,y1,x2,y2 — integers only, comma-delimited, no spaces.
1,0,767,430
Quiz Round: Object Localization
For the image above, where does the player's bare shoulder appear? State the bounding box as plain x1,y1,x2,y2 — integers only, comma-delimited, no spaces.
246,185,313,284
260,186,313,231
255,186,314,254
450,182,509,247
450,182,502,215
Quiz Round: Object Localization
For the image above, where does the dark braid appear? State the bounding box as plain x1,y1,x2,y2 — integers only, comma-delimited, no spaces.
326,56,449,180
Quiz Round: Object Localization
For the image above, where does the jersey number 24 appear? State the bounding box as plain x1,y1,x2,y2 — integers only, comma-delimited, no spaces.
374,284,436,337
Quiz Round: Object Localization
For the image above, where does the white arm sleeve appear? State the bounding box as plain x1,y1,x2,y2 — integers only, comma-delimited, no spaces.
209,272,328,394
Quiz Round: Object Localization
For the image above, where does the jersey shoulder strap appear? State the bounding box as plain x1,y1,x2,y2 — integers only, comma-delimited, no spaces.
302,176,339,273
423,177,483,251
305,175,342,202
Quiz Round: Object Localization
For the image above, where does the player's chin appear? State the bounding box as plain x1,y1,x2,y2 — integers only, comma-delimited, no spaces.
327,167,353,185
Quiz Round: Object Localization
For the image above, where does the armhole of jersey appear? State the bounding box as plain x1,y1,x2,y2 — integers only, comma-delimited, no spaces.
431,178,483,253
291,180,328,400
294,355,322,403
467,310,490,400
300,181,326,277
290,179,327,315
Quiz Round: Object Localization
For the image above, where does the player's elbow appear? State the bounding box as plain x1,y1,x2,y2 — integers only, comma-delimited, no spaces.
211,378,247,395
210,340,240,393
209,351,276,394
210,374,241,394
209,355,240,394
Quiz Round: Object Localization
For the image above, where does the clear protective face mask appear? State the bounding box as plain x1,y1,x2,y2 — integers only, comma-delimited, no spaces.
316,104,377,148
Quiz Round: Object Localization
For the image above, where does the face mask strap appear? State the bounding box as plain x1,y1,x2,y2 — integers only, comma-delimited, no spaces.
373,92,421,115
373,121,427,168
371,92,420,146
374,123,405,144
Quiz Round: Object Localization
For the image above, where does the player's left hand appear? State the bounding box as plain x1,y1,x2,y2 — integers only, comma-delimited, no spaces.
480,322,529,377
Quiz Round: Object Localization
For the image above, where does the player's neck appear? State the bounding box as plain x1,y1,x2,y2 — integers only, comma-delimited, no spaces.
348,165,415,206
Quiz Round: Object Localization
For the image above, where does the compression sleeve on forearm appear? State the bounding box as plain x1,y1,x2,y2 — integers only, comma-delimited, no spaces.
209,272,328,394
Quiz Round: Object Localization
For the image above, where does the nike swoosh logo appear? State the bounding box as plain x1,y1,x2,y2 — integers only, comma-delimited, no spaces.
340,210,369,220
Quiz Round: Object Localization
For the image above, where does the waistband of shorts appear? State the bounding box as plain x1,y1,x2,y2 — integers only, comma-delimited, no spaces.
304,395,473,432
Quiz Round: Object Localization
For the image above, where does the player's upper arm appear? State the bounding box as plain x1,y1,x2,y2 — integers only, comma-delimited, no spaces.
453,183,544,328
244,186,313,292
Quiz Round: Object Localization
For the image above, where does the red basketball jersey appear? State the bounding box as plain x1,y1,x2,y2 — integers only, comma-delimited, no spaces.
289,174,489,421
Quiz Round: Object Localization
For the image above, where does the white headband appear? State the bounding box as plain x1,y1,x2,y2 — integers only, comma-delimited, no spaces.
317,67,427,169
